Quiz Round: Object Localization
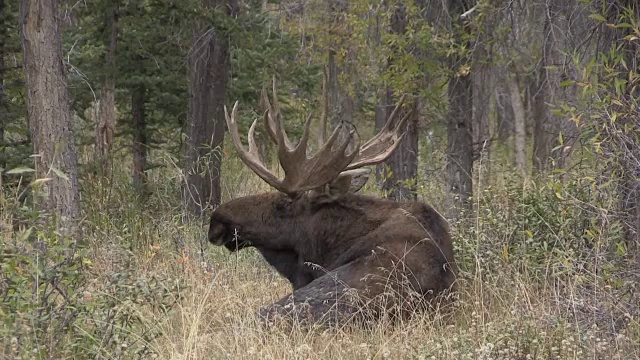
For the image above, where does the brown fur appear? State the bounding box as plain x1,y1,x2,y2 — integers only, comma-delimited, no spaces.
208,190,456,326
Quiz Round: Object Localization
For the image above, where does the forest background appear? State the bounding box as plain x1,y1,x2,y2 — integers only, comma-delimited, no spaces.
1,0,639,359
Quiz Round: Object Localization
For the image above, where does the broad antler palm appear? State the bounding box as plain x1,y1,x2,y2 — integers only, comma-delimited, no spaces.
224,77,412,197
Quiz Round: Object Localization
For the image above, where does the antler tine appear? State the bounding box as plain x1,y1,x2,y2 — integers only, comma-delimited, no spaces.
322,121,359,157
280,121,360,191
224,102,284,192
271,76,294,149
383,94,407,132
261,78,295,149
277,113,313,174
345,95,411,170
260,86,276,143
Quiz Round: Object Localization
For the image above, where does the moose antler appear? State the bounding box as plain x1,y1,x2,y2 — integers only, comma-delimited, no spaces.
314,72,411,170
225,77,411,197
225,101,359,197
346,94,411,170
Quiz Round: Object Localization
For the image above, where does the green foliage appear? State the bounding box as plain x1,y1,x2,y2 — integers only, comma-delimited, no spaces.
64,0,191,148
0,196,185,359
229,7,322,106
0,225,87,358
0,0,30,183
454,170,626,281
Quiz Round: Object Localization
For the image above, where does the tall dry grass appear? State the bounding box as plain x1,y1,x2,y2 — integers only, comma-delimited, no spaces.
1,147,639,359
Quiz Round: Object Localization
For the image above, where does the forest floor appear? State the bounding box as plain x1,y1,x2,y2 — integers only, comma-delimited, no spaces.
89,238,638,360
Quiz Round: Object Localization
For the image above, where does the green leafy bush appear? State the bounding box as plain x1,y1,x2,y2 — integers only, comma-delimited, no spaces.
0,215,185,359
454,171,626,282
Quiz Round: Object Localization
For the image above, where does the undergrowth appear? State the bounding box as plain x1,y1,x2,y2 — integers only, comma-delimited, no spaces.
1,149,639,359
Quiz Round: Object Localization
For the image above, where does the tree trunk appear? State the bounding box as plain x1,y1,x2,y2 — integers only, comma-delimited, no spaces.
471,8,492,164
495,77,514,142
532,0,578,172
95,0,119,178
326,50,354,126
508,72,527,179
375,91,418,201
183,0,237,216
21,0,81,227
446,68,473,219
523,72,537,138
618,6,640,256
131,84,147,196
374,2,418,201
472,74,490,152
445,0,474,220
620,165,640,254
326,0,354,128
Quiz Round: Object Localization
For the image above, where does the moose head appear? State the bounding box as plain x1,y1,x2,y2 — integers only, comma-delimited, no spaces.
208,79,456,326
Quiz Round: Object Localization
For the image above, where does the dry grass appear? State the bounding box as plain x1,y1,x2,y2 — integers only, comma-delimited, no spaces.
2,151,640,359
84,243,638,360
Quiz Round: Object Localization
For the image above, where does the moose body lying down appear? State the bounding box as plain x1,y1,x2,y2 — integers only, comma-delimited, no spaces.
208,82,456,326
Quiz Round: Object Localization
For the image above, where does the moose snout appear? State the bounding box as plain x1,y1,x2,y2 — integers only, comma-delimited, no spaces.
208,220,227,246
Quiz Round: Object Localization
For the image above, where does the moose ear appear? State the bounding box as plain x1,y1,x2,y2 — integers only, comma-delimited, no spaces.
310,168,371,203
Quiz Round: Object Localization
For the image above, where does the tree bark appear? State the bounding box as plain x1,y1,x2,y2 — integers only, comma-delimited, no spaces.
95,0,119,178
495,76,514,142
445,0,474,220
21,0,81,227
375,91,418,201
617,4,640,257
374,2,418,201
508,72,527,178
326,49,354,126
471,7,492,163
131,84,147,196
183,0,238,216
532,0,578,172
446,68,473,219
472,75,490,153
326,0,354,128
620,163,640,253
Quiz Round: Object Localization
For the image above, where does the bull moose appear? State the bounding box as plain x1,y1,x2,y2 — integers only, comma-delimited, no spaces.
208,80,456,326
